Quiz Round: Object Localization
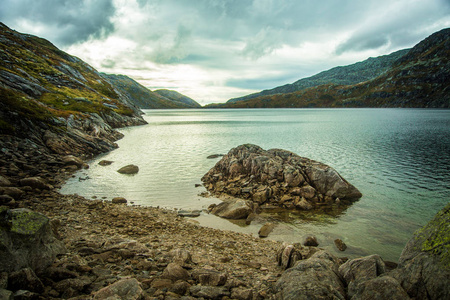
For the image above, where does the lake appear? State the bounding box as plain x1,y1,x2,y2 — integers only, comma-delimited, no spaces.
60,108,450,261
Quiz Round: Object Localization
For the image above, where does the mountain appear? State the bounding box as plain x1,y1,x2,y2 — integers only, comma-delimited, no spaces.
0,22,146,157
214,28,449,108
228,49,410,103
154,89,201,108
104,74,201,109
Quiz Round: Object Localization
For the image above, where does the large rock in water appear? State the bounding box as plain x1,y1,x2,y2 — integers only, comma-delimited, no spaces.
0,207,66,273
391,202,450,300
202,144,361,210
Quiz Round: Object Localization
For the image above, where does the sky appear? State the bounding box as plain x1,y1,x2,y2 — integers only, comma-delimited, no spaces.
1,0,450,105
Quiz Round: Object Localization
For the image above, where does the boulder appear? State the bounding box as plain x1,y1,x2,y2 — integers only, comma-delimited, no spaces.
351,276,410,300
0,208,66,273
117,164,139,174
201,144,361,210
339,254,386,297
277,244,304,270
19,177,50,190
391,202,450,300
93,278,144,299
210,198,253,219
275,250,345,300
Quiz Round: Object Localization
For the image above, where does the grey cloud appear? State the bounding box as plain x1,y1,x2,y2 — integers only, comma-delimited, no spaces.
335,0,450,54
149,24,192,64
241,27,283,60
0,0,115,46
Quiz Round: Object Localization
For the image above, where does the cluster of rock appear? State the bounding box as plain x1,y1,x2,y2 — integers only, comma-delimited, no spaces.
274,202,450,299
202,144,362,214
0,187,283,299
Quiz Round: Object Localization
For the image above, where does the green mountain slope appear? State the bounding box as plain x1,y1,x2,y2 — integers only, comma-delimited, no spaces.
212,28,449,108
104,74,201,109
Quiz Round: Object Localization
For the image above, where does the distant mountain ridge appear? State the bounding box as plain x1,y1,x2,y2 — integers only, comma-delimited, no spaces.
213,28,449,108
103,74,201,109
154,89,201,108
228,49,410,103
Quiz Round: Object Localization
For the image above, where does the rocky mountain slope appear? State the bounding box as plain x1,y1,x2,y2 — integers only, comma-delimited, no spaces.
104,74,201,109
154,89,201,108
214,28,449,108
0,22,147,158
228,49,409,103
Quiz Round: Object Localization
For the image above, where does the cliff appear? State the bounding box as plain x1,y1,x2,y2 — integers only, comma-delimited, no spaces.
0,22,147,158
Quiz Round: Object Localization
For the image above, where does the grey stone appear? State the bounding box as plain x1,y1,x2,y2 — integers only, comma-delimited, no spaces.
258,222,275,238
93,278,144,300
210,198,253,219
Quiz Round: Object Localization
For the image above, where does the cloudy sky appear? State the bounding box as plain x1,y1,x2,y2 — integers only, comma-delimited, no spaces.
1,0,449,105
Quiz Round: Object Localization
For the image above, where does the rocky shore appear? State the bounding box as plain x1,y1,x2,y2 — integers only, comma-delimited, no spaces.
1,131,449,299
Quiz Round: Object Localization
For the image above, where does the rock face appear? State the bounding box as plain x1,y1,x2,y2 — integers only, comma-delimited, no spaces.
202,144,361,210
391,202,450,300
0,208,66,273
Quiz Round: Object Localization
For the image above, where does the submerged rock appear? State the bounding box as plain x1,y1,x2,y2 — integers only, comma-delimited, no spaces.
202,144,361,211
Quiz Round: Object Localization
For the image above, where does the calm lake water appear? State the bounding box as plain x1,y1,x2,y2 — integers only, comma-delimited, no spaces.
61,108,450,261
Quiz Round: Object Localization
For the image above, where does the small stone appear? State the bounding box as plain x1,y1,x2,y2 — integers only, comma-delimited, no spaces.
303,235,319,247
112,197,127,204
161,263,190,281
258,222,275,238
98,160,113,166
334,239,347,251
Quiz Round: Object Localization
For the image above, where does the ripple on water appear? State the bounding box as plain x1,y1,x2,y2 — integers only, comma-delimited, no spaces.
60,108,450,262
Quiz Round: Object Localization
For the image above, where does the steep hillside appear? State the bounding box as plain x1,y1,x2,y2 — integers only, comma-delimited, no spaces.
212,28,449,108
104,74,200,109
228,49,409,103
154,89,201,108
0,22,146,157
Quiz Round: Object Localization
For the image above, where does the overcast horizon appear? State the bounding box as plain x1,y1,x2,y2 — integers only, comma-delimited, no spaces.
1,0,449,105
